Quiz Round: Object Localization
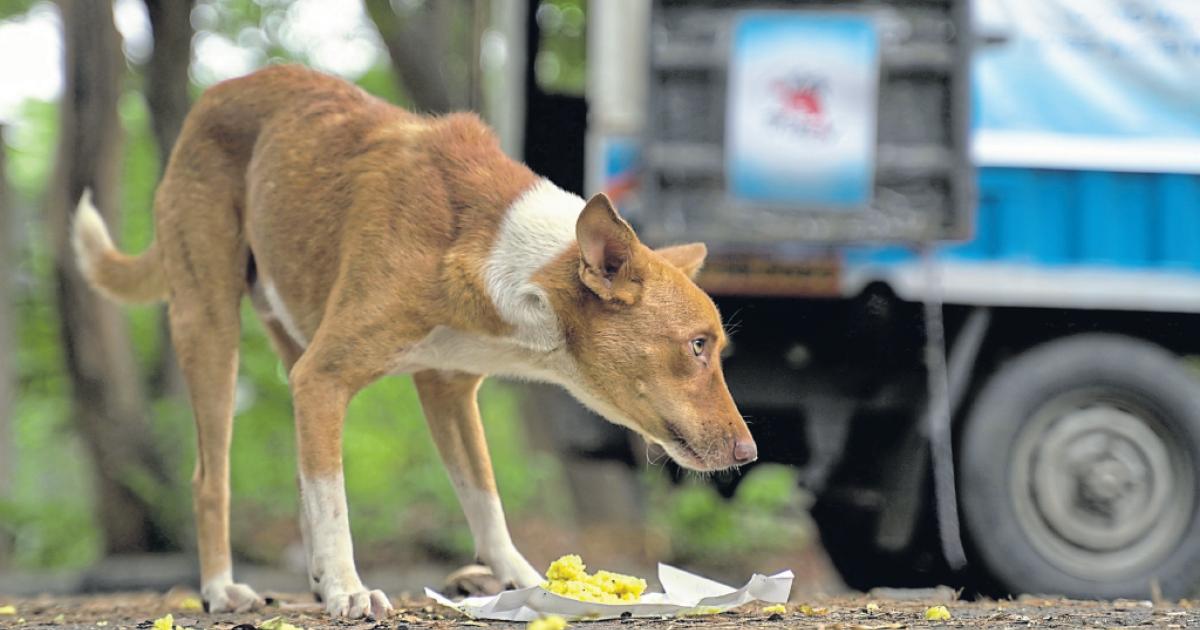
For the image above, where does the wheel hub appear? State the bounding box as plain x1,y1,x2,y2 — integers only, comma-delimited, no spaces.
1012,394,1193,577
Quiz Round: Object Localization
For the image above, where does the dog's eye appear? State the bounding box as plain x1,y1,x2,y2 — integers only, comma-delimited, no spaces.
690,338,706,357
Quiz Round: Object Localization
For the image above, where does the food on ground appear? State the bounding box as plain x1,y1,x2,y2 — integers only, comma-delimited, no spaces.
762,604,786,614
527,614,568,630
925,605,952,621
542,555,647,604
259,616,302,630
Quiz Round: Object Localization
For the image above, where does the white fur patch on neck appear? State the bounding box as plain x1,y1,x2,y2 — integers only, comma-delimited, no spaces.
484,179,581,351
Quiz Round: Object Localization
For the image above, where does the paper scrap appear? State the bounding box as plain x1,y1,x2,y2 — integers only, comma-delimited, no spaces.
426,563,793,622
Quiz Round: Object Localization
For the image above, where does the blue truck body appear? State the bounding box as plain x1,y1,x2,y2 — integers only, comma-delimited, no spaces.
844,168,1200,313
845,0,1200,313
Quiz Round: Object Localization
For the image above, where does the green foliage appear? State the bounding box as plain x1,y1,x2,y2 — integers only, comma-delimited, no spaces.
0,0,36,21
1,90,99,569
648,465,812,564
5,99,56,207
192,0,294,64
534,0,586,96
355,61,404,107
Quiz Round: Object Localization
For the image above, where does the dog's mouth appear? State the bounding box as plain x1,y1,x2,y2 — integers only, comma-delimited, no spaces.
664,420,705,466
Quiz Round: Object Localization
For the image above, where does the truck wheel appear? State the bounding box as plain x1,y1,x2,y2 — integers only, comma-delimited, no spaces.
960,334,1200,599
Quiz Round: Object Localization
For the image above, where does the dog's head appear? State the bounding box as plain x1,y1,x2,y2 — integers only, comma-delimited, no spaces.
550,194,756,471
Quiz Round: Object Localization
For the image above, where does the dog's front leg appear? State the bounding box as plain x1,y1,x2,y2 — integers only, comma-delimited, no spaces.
414,370,543,590
292,357,394,619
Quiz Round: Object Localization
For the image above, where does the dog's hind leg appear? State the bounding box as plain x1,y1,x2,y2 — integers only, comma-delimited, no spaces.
255,315,323,599
414,370,543,591
158,174,263,614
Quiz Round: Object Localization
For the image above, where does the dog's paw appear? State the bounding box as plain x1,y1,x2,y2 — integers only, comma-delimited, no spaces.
324,589,392,619
203,581,265,614
444,564,506,597
485,549,544,589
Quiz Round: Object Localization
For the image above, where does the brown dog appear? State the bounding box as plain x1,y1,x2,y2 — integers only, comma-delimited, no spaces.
73,65,756,619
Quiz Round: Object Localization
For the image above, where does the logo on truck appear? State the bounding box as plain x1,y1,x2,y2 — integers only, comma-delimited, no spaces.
769,75,834,140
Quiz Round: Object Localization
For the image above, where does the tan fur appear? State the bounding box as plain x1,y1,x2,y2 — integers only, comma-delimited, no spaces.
73,190,166,303
72,65,754,616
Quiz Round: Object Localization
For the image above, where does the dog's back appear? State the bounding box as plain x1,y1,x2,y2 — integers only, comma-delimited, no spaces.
77,65,537,340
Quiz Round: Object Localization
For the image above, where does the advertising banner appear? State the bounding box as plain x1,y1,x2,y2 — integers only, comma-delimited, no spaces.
974,0,1200,173
725,14,880,208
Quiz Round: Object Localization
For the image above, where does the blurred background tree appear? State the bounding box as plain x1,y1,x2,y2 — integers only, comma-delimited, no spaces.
0,0,815,590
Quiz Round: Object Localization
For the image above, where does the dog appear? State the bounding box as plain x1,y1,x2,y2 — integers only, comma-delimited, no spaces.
72,65,756,619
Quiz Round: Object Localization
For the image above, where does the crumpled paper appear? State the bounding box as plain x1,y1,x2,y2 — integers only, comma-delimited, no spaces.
426,563,793,622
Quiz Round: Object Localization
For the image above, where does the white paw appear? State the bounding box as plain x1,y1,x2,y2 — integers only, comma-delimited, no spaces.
202,581,265,613
323,589,393,619
485,549,544,589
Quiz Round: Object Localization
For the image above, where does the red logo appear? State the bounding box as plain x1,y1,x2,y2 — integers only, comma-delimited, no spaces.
769,75,833,140
775,80,823,116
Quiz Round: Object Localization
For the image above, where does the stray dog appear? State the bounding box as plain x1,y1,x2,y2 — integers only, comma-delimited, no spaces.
73,66,756,619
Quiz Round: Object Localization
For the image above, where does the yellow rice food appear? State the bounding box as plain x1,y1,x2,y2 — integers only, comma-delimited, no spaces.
527,615,568,630
542,555,647,604
925,605,952,621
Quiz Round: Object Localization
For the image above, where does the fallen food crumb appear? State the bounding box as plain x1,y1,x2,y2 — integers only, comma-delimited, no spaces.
762,604,786,615
866,601,880,612
542,555,646,604
527,614,568,630
259,616,303,630
799,604,829,616
152,614,174,630
0,605,15,615
179,597,203,612
926,605,952,621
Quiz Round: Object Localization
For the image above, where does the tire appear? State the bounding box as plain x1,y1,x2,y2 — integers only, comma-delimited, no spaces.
960,334,1200,599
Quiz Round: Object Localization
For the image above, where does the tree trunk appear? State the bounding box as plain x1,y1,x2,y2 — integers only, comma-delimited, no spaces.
143,0,193,400
364,0,471,114
143,0,192,162
50,0,174,554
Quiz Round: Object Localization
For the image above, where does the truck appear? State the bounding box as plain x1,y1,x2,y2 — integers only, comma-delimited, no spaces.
510,0,1200,599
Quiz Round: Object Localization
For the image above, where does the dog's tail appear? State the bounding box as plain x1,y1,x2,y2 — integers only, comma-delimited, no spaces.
72,189,167,304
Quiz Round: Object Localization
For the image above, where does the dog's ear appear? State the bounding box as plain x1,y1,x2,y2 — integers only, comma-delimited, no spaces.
655,243,707,280
576,193,642,303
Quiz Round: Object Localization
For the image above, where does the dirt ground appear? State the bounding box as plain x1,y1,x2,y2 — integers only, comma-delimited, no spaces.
1,590,1197,630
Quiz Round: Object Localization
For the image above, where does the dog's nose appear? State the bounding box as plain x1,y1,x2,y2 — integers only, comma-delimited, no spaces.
733,438,758,464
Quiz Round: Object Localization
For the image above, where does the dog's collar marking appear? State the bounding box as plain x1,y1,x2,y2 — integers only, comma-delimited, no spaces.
483,178,580,352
